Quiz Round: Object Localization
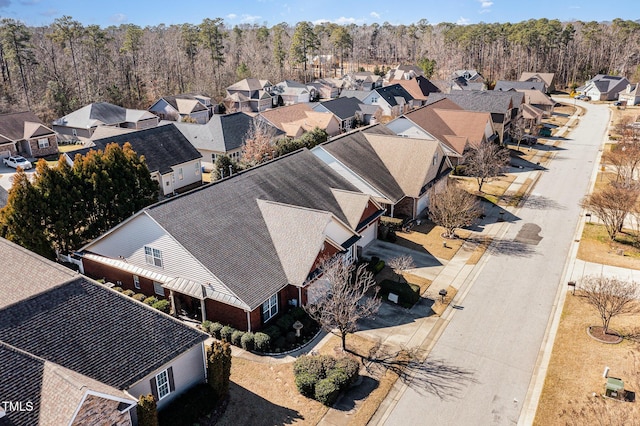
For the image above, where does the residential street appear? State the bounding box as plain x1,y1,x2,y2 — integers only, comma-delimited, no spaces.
378,101,611,425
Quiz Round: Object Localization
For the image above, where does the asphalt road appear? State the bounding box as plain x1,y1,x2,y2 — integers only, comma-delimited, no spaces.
381,101,611,425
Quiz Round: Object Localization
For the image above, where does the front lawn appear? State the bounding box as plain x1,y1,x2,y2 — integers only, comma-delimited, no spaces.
577,223,640,270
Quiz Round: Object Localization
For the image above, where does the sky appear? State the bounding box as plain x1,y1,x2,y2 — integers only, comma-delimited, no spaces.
0,0,639,28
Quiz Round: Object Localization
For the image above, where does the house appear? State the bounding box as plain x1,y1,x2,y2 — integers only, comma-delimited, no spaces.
0,237,209,424
387,98,496,164
0,111,59,160
338,89,371,102
359,83,415,117
384,64,424,82
450,69,486,91
272,80,317,105
428,90,522,142
173,112,284,170
308,79,341,99
225,78,275,112
342,71,383,91
312,124,450,219
516,89,555,117
53,102,159,142
521,103,545,131
618,83,640,106
494,80,546,93
259,104,341,138
452,69,485,83
312,97,365,132
148,94,212,124
519,72,555,93
68,124,203,196
79,149,385,332
392,75,441,106
577,74,630,101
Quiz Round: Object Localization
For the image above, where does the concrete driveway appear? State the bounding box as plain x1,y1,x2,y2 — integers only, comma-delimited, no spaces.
0,162,36,192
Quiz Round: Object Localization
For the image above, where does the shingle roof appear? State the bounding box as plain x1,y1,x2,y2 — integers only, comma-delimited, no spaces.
586,75,630,95
0,238,208,392
174,112,284,154
373,83,414,106
320,126,405,203
144,149,363,309
53,102,154,129
394,76,440,100
403,99,468,155
338,90,370,101
0,111,52,141
516,89,554,106
227,78,272,92
260,104,314,129
315,97,363,120
519,72,554,88
161,94,209,114
77,123,201,174
494,80,545,92
428,91,515,114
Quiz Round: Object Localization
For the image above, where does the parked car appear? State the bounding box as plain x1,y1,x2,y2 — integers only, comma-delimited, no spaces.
3,155,32,170
576,95,591,101
613,101,623,106
538,127,552,137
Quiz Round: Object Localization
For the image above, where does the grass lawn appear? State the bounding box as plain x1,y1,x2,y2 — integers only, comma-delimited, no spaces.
577,223,640,270
393,220,469,261
452,174,516,204
534,294,640,425
466,236,492,265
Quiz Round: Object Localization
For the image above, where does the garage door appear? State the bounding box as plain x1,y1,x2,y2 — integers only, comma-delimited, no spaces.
417,192,430,216
358,222,377,248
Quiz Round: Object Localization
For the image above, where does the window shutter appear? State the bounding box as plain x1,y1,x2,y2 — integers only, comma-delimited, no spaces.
149,377,159,400
167,367,175,392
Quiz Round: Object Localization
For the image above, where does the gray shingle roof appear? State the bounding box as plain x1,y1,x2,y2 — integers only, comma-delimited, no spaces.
315,97,363,120
0,111,52,141
77,123,202,174
0,276,207,389
145,149,362,310
0,343,43,425
373,83,414,106
0,237,208,392
428,91,516,114
320,125,405,203
494,80,545,92
162,94,208,113
174,112,284,153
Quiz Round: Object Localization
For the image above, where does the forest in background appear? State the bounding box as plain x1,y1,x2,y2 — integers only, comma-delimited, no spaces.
0,16,639,123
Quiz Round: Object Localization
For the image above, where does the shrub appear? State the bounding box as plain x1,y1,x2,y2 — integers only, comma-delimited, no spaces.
143,296,158,306
274,336,286,351
263,325,282,341
240,332,254,351
327,369,349,389
220,325,235,342
293,355,335,382
112,286,123,292
290,306,307,320
334,357,360,386
231,330,245,347
132,293,146,301
254,332,271,352
371,260,385,274
201,320,212,333
295,371,317,397
379,279,420,306
209,322,224,339
315,377,340,406
122,289,135,297
286,331,297,344
276,313,295,331
152,299,170,313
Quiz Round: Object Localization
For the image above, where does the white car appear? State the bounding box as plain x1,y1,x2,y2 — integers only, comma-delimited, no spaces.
3,156,33,170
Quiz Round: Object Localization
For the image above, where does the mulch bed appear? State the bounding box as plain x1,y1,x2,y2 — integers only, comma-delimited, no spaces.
587,326,623,344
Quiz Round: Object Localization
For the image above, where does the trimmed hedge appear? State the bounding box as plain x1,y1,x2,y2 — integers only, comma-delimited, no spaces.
295,372,317,397
220,325,234,342
293,354,358,405
122,289,135,297
152,299,170,313
315,377,340,406
231,330,245,346
254,332,271,352
201,320,212,331
209,322,224,339
132,293,146,301
379,279,421,306
143,296,158,306
240,332,254,351
112,286,123,293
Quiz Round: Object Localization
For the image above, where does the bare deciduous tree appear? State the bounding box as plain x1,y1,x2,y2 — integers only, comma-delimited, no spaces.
240,119,276,167
582,184,639,241
602,142,640,188
387,255,415,283
304,258,380,350
462,142,510,192
428,180,482,238
580,275,640,335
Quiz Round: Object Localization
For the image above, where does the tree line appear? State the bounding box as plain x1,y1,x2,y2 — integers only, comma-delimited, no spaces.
1,16,639,122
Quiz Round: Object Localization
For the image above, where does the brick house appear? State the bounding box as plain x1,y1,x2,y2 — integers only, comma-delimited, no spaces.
0,111,59,160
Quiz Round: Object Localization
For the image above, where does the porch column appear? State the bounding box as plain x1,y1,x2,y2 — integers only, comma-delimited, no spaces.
169,290,177,317
298,287,302,307
200,298,207,322
246,311,252,332
390,204,395,218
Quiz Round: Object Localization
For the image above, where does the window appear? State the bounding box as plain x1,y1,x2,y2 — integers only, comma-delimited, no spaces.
153,281,164,296
144,246,163,267
133,275,140,289
211,153,217,162
178,167,183,180
262,294,278,322
155,370,170,400
38,138,50,149
432,153,438,165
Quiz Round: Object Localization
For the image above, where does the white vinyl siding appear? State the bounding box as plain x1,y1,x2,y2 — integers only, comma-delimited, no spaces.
262,294,278,322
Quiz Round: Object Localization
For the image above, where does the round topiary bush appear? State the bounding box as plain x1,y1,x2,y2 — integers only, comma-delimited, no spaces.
295,371,317,397
220,325,235,342
132,293,146,301
122,289,136,297
240,332,254,351
208,322,224,339
326,369,349,389
152,299,170,313
254,332,271,352
201,320,212,333
112,286,123,293
314,377,340,406
334,357,360,386
231,330,245,347
143,296,158,306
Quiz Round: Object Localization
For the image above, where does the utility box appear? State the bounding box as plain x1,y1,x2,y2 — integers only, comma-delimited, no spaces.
605,377,624,399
